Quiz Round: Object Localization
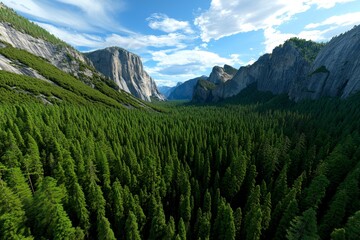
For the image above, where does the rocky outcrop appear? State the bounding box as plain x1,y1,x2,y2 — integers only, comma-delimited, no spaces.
208,65,237,84
85,47,164,101
206,41,312,101
0,23,91,77
196,26,360,102
168,76,207,100
291,26,360,100
192,79,216,103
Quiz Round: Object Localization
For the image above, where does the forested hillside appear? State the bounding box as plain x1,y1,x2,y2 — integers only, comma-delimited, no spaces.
1,85,360,239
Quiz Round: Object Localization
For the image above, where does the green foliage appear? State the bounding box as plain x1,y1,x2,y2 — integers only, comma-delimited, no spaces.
286,208,319,240
287,37,325,63
198,79,216,90
0,47,152,109
0,83,360,239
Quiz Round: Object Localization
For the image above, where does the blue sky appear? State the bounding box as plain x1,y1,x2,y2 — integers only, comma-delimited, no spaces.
2,0,360,86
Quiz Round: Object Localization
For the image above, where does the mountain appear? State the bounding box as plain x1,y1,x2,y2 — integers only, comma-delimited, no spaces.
168,76,208,100
85,47,164,102
158,82,182,98
0,4,153,108
208,64,237,84
194,26,360,102
193,64,237,102
0,5,163,102
290,26,360,100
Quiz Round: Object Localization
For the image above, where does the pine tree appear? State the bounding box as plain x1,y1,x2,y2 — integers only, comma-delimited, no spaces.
261,192,271,231
214,199,235,240
149,201,167,240
125,211,141,240
234,207,242,239
330,228,346,240
0,181,32,239
30,177,76,239
177,218,186,240
319,189,348,238
301,174,329,209
286,208,319,240
97,215,116,240
344,210,360,240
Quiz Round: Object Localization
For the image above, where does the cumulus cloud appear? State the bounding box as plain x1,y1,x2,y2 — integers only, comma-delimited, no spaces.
147,13,194,34
194,0,355,43
144,48,242,85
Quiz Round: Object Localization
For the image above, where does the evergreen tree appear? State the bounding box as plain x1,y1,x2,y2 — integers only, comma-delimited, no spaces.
286,208,319,240
344,210,360,240
330,228,346,240
30,177,76,239
214,200,235,240
0,181,32,239
125,211,141,240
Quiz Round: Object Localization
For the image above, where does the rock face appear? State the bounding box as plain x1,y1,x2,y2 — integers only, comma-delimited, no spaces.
197,26,360,102
208,65,237,84
0,23,91,77
168,76,207,100
291,26,360,100
212,41,311,100
85,47,164,101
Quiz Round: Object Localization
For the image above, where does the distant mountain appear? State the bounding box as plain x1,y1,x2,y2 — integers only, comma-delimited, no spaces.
193,26,360,102
158,82,182,98
85,47,164,102
193,65,237,102
168,76,208,100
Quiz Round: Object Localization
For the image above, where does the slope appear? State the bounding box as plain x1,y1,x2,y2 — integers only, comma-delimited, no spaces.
0,45,150,108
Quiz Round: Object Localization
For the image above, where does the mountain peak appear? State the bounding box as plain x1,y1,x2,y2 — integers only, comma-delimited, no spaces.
85,48,164,101
208,64,237,84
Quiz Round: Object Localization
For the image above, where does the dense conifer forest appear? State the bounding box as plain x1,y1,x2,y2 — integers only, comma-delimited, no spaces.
1,84,360,240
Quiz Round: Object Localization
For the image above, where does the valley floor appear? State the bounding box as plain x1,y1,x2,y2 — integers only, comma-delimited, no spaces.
1,90,360,239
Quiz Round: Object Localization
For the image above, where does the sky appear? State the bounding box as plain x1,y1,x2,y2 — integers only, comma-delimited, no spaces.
2,0,360,86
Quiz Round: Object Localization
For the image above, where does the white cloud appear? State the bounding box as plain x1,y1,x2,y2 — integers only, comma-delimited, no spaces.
307,0,355,9
194,0,355,42
263,11,360,53
305,12,360,29
2,0,130,33
36,22,192,51
145,48,242,85
147,13,194,34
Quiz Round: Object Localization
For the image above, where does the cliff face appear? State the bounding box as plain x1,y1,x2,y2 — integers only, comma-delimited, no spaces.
208,65,237,84
168,76,207,100
0,23,92,77
207,41,311,101
198,26,360,102
85,47,164,101
291,26,360,100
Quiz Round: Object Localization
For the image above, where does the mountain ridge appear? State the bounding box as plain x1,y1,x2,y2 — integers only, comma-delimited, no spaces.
193,28,360,102
0,4,163,102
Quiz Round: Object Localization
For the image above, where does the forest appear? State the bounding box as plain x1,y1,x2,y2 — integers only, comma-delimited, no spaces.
1,84,360,240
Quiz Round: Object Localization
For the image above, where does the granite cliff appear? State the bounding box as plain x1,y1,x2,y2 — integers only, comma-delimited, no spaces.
0,4,163,102
208,65,237,84
194,26,360,102
85,47,164,101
